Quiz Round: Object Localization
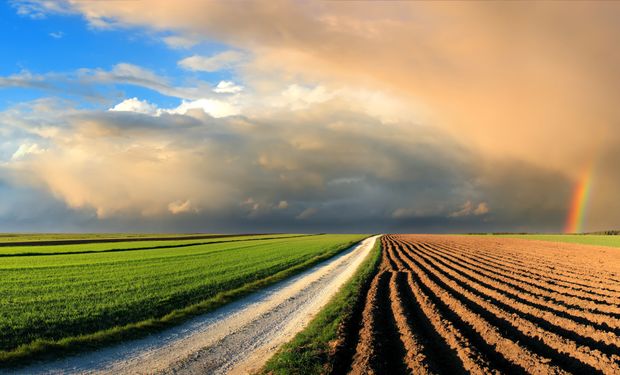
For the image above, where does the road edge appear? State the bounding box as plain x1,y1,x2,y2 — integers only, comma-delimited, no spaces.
259,234,383,375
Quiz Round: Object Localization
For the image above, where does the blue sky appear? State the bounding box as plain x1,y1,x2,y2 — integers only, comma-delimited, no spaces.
0,2,234,110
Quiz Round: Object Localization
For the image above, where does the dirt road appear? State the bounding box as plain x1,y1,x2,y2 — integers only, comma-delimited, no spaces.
18,235,378,375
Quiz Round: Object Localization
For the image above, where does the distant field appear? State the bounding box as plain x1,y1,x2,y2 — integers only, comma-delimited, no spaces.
0,233,195,243
0,233,305,256
485,234,620,248
0,232,287,246
0,234,366,364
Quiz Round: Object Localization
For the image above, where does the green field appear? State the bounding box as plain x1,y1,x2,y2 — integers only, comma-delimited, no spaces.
485,234,620,248
0,233,200,243
0,234,366,364
0,233,305,256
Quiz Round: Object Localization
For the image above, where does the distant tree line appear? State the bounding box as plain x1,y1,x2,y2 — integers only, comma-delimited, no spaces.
588,230,620,235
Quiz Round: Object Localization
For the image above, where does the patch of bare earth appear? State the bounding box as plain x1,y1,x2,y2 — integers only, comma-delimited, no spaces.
332,235,620,375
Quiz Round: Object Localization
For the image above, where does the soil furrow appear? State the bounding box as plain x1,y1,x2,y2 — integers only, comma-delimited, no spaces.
390,256,527,374
395,243,568,374
384,238,406,271
424,238,620,292
413,241,620,315
329,235,620,375
350,270,409,374
388,271,434,374
402,244,615,374
418,242,620,333
428,240,620,300
389,254,492,374
392,263,469,374
411,242,620,356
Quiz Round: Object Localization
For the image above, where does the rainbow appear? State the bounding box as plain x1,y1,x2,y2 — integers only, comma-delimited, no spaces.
564,165,594,233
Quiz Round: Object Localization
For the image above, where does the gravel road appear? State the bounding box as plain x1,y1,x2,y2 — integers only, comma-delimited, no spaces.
18,235,379,375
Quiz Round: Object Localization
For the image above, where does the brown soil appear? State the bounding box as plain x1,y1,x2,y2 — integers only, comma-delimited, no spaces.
332,235,620,375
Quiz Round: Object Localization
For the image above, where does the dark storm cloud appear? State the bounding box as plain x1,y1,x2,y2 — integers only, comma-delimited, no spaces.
0,100,572,232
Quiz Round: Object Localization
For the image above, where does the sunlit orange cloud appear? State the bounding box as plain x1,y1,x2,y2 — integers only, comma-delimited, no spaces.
53,1,619,172
9,0,620,231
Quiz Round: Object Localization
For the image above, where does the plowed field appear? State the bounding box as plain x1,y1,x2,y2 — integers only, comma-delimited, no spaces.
333,235,620,374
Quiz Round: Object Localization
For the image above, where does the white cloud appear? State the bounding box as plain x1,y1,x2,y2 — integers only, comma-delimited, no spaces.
213,80,243,94
163,35,199,49
11,143,45,160
168,200,196,214
0,64,213,101
0,98,568,231
80,63,214,100
448,201,490,218
109,97,159,115
167,98,240,118
11,0,72,19
0,70,48,89
108,96,240,118
49,31,64,39
473,202,490,215
108,63,163,85
272,85,333,110
178,51,245,72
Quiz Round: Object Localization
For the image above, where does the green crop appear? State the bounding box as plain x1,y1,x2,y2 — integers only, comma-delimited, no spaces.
0,233,193,243
0,234,366,364
486,234,620,248
0,233,305,256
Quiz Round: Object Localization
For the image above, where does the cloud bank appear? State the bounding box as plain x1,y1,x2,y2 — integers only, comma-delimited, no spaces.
1,95,570,232
3,1,620,232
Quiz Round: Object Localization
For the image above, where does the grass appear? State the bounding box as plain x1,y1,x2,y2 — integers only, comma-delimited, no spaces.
0,234,366,366
0,233,306,256
0,233,200,243
260,235,382,375
484,234,620,248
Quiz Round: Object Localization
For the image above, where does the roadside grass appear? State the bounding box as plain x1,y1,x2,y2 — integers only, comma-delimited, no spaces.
484,234,620,248
260,235,382,375
0,234,366,367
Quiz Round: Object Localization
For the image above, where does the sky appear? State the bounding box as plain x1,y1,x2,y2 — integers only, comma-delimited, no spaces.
0,0,619,233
